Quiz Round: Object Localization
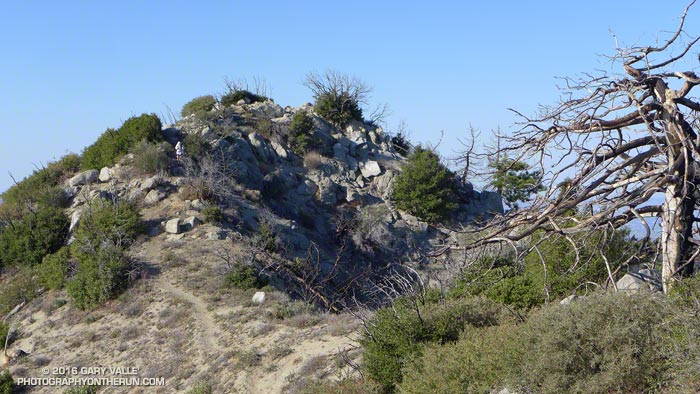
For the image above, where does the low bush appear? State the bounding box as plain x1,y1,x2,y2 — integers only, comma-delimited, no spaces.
82,114,163,170
39,247,71,290
0,205,69,267
1,153,80,209
0,370,14,394
185,381,212,394
182,132,211,161
221,90,267,106
398,292,695,394
361,295,504,392
0,266,38,316
295,379,382,394
303,151,323,170
0,322,9,349
67,243,130,310
132,140,170,174
181,95,217,118
288,111,315,155
71,199,143,250
225,264,267,290
314,92,363,126
68,199,142,309
254,221,278,253
391,146,457,223
201,205,223,224
391,132,411,157
450,228,638,309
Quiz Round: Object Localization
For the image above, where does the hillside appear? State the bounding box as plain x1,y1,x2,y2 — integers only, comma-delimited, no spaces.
0,93,502,393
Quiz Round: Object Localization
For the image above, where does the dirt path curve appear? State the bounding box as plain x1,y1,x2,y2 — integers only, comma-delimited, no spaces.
156,274,224,352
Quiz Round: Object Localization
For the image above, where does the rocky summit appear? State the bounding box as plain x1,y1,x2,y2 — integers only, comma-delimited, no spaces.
0,96,503,394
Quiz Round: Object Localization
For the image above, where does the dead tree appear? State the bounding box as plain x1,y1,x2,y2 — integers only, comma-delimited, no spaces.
444,2,700,292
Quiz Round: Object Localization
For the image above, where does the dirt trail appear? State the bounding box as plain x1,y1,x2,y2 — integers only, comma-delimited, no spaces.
156,275,223,352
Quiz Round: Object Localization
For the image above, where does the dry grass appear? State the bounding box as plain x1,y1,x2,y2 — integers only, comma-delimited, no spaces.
303,151,323,169
324,313,360,336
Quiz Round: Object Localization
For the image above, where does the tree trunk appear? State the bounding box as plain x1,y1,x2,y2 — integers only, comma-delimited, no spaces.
660,165,695,293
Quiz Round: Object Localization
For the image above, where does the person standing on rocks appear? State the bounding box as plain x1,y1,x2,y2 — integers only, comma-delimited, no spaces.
175,140,185,162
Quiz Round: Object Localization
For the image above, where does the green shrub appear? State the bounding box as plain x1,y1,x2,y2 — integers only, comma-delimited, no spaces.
68,199,142,309
1,153,80,209
489,154,544,210
255,221,278,253
391,132,411,157
67,243,129,310
201,205,223,224
391,147,457,223
517,293,672,393
670,274,700,312
361,295,503,392
399,293,682,394
399,323,520,394
71,199,143,250
185,381,212,394
271,300,316,320
0,322,9,349
221,90,267,106
181,95,217,117
39,247,71,290
288,111,315,155
0,205,69,267
314,92,363,126
450,229,637,309
56,153,82,173
0,266,38,316
81,114,163,170
132,140,170,174
225,264,267,290
296,378,382,394
0,370,14,394
182,132,211,161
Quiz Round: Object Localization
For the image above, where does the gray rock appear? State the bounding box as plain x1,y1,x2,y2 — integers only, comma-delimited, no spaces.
249,101,284,119
237,98,249,105
479,191,504,215
372,170,396,199
402,212,429,235
317,178,340,205
296,180,319,197
144,189,166,205
140,175,162,192
270,140,288,160
616,268,662,292
248,132,275,163
182,216,201,231
88,190,111,201
346,187,362,204
98,167,112,182
560,294,581,305
206,228,227,240
191,199,206,211
164,218,181,234
271,114,292,124
119,153,135,165
360,160,382,178
69,209,83,233
68,170,99,187
63,186,79,199
127,189,143,202
333,143,349,161
252,291,266,304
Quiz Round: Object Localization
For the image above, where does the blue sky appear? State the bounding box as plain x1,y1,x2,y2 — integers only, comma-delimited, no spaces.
0,0,695,193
